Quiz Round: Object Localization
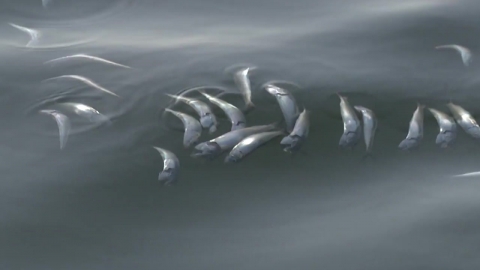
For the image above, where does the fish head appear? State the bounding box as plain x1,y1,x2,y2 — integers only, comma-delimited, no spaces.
158,166,178,186
398,138,419,151
200,113,217,133
184,131,202,148
436,131,456,148
339,132,360,148
280,135,303,152
224,150,243,163
191,141,222,159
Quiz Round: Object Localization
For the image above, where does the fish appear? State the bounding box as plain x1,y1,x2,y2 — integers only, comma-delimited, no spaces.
58,102,110,124
428,107,457,148
192,123,279,160
338,94,362,149
233,67,255,111
39,109,71,149
446,102,480,139
152,146,180,186
264,84,300,133
44,54,130,68
165,94,217,133
43,75,120,97
436,44,472,66
399,104,425,150
452,171,480,178
9,23,40,47
164,108,202,148
354,106,377,154
280,109,309,153
199,91,246,131
225,131,284,163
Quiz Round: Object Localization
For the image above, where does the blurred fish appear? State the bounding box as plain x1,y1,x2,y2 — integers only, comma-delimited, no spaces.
39,109,70,149
192,123,279,160
152,146,180,186
9,23,40,47
446,102,480,139
435,44,472,66
232,67,256,111
43,75,120,97
280,109,309,153
263,83,300,133
354,106,377,155
452,171,480,178
199,91,246,131
164,108,202,148
165,94,217,133
428,107,457,148
58,102,110,124
338,94,361,149
42,0,52,8
399,104,424,150
225,131,284,163
44,54,131,68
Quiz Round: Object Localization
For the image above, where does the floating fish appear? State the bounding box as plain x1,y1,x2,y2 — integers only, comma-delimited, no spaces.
40,109,71,149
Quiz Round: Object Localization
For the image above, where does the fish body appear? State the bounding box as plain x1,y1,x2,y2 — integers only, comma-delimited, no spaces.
280,109,309,153
338,94,361,149
225,131,284,163
192,123,278,159
233,67,255,110
264,84,299,133
152,147,180,186
200,91,246,131
399,104,424,150
447,102,480,139
165,108,202,148
166,94,217,133
354,106,377,153
428,108,457,148
436,44,472,66
40,109,71,149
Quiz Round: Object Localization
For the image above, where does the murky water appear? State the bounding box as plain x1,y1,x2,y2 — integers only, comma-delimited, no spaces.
2,0,480,269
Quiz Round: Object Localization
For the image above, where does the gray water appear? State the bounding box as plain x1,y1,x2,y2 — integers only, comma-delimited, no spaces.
2,0,480,269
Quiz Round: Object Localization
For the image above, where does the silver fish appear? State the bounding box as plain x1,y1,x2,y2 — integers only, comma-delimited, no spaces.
446,102,480,139
164,108,202,148
233,67,255,111
399,104,424,150
280,109,309,153
435,44,472,66
43,75,120,97
199,91,246,131
192,123,278,159
44,54,130,69
264,84,299,133
9,23,40,47
338,94,361,149
428,108,457,148
166,94,217,133
152,146,180,186
40,109,71,149
58,102,110,124
453,171,480,178
225,131,284,163
354,106,377,154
